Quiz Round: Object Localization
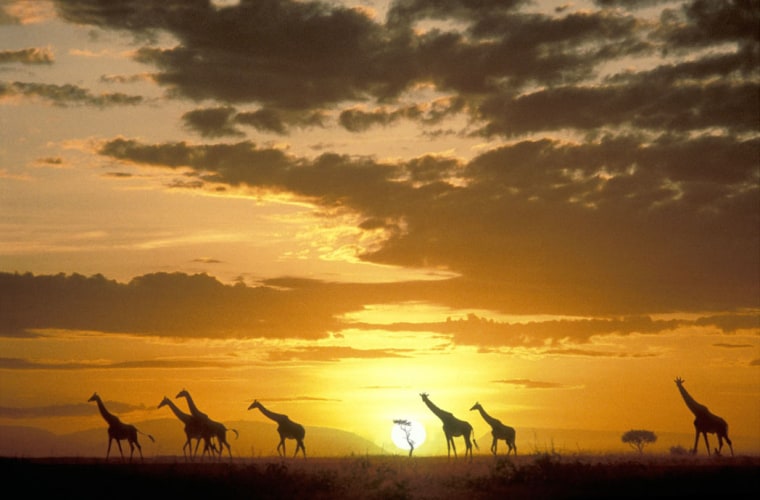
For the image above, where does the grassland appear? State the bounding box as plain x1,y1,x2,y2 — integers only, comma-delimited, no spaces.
3,453,759,499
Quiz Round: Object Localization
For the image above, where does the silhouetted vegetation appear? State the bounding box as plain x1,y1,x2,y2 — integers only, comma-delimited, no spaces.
621,430,657,453
393,419,415,457
4,454,759,499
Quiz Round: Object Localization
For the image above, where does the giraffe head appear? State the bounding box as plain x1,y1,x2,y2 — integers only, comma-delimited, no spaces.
419,393,429,401
176,388,189,399
470,402,482,412
88,392,99,403
247,400,261,410
675,377,685,387
158,396,171,409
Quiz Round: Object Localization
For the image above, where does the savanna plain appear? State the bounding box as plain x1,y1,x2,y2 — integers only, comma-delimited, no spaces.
4,452,759,499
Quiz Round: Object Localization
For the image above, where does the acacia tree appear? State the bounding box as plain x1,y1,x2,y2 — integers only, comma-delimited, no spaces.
393,419,415,457
622,429,657,453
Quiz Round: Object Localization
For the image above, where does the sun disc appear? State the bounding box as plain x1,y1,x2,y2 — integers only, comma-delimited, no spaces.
391,419,426,451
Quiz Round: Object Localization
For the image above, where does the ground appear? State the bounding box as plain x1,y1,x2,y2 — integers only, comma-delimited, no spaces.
3,453,759,499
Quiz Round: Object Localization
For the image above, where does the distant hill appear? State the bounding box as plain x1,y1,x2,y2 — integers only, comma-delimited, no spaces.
0,420,385,459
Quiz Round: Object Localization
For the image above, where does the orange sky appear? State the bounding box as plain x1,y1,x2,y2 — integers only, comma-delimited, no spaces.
0,0,758,457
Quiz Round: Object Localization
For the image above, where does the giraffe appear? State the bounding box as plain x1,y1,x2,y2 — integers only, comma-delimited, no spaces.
248,400,306,458
176,389,239,459
674,377,733,456
88,393,154,461
470,402,516,456
420,393,478,460
158,396,217,460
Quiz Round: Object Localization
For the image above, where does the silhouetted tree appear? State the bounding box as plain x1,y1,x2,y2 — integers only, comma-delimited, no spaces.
393,419,415,457
622,429,657,453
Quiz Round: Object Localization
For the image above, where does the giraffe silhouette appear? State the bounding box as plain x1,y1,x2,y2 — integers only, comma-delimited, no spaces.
176,389,239,459
158,396,217,460
248,400,306,458
674,377,733,456
420,393,478,460
470,402,516,456
88,393,154,461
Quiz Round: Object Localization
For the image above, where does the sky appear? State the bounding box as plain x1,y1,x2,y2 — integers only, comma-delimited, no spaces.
0,0,758,457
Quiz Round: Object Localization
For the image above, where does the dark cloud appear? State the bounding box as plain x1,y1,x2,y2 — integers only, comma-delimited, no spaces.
0,271,348,340
9,0,757,323
95,131,758,314
48,0,703,126
182,106,244,138
234,108,288,135
0,81,143,107
0,48,54,65
2,271,754,348
339,98,463,132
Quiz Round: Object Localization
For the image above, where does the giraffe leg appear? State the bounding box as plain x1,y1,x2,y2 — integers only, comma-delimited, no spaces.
725,435,734,457
491,437,497,455
450,437,457,458
692,429,700,454
116,438,125,460
106,437,113,460
702,432,711,456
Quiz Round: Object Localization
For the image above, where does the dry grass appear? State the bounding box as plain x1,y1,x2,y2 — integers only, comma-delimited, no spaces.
3,452,759,499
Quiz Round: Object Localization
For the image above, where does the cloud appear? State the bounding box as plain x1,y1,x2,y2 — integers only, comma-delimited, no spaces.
192,257,223,264
0,272,354,340
251,396,341,403
490,379,565,389
0,47,54,64
45,0,755,144
0,400,146,418
94,134,759,315
0,356,233,370
3,271,755,348
712,343,754,349
0,81,143,107
182,107,244,138
266,346,413,362
234,108,289,135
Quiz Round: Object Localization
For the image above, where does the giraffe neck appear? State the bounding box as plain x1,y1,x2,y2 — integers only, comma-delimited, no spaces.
182,394,207,420
255,403,286,424
476,406,499,427
93,397,119,425
422,397,450,422
163,399,192,424
677,384,708,416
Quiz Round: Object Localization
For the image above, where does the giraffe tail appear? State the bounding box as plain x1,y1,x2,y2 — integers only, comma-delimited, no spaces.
230,428,239,440
140,431,156,443
471,430,479,450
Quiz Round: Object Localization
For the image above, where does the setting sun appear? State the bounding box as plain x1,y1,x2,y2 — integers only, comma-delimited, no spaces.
391,419,427,453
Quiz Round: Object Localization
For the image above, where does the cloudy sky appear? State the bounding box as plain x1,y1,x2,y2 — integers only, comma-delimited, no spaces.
1,0,758,456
